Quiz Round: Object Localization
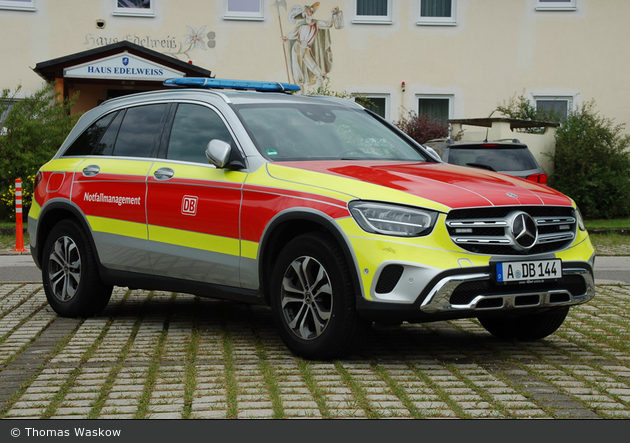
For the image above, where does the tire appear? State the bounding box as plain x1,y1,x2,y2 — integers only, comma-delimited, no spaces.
479,307,569,341
41,219,113,318
270,232,369,360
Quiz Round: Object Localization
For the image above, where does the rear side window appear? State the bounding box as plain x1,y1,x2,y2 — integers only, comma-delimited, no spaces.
112,104,167,158
166,104,233,164
63,111,117,156
93,110,124,156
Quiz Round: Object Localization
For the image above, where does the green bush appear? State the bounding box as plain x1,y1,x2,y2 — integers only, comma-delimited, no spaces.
0,84,79,220
549,100,630,219
495,92,563,125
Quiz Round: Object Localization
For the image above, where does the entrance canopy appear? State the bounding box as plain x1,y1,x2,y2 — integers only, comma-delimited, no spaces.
33,41,212,111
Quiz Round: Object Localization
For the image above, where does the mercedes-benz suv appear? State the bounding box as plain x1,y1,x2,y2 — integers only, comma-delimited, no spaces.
29,78,595,360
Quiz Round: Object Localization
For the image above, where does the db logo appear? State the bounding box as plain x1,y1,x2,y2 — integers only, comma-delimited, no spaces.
181,195,198,216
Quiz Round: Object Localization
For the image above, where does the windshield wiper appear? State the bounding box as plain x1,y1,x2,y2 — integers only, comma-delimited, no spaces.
466,163,496,172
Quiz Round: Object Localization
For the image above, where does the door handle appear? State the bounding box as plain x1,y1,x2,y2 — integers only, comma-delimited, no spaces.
82,165,100,177
154,167,175,180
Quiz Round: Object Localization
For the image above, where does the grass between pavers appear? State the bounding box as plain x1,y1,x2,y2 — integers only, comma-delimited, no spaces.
0,315,85,418
86,289,142,419
221,328,239,419
181,316,200,419
369,363,427,418
297,360,332,419
0,285,56,369
506,322,630,419
40,319,115,419
133,292,177,419
392,320,560,418
439,288,630,418
333,361,379,418
1,284,629,419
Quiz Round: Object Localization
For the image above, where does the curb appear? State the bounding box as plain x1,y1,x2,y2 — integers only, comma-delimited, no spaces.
0,250,31,256
0,227,27,236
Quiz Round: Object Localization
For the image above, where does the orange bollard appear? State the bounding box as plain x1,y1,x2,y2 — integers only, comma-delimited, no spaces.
13,178,27,252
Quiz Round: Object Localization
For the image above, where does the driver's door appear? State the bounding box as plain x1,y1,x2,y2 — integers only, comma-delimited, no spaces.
146,103,246,286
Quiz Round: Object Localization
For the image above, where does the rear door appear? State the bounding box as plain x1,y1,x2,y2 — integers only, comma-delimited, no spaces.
146,102,247,286
71,103,169,274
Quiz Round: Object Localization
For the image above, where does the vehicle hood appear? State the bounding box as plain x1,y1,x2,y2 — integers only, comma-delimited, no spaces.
268,161,572,209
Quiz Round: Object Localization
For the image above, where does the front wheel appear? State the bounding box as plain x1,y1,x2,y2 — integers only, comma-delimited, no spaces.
41,219,112,318
270,232,368,360
479,307,569,341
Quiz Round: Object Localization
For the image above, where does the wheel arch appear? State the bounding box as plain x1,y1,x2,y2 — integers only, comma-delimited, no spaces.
34,200,99,270
257,209,363,305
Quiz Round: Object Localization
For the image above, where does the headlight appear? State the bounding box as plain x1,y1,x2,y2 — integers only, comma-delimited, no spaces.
349,201,438,237
574,206,586,231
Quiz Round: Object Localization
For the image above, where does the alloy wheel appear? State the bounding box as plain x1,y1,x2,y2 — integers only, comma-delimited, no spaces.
280,256,333,340
47,235,82,302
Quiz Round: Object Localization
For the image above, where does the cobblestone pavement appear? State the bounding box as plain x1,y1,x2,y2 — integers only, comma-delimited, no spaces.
0,282,629,419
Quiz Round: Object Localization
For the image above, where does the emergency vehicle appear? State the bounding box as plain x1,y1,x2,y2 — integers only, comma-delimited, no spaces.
29,78,595,360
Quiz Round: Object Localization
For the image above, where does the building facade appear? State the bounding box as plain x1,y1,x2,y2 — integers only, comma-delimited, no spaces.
1,0,628,129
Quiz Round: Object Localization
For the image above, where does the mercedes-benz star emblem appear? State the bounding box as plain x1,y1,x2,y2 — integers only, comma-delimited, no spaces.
511,212,537,249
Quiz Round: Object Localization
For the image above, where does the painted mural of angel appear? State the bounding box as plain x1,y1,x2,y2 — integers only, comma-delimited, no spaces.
280,2,343,89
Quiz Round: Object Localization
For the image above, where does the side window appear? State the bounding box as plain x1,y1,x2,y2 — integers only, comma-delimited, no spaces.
112,104,167,158
63,111,118,157
93,110,124,156
418,0,457,25
166,104,233,164
354,0,391,24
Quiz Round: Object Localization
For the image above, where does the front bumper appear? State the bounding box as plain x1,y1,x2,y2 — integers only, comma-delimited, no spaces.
356,261,595,323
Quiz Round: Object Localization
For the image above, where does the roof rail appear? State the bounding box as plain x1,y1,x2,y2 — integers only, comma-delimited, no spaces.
163,78,301,93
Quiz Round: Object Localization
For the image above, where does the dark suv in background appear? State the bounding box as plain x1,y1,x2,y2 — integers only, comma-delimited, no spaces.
424,138,548,184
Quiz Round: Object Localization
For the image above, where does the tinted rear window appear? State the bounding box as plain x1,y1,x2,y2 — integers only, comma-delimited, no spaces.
448,147,539,171
63,111,117,156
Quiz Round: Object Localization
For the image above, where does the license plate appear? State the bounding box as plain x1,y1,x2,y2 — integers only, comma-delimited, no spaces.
495,259,561,283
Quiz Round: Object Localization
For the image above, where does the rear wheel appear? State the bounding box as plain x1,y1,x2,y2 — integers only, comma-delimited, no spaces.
41,220,112,317
479,307,569,341
270,232,368,360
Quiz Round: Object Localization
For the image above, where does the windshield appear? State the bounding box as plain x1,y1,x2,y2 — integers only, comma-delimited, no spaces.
233,103,429,162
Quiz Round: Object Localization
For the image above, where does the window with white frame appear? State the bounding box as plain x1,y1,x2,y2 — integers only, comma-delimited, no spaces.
417,95,452,122
224,0,264,21
417,0,456,26
354,0,392,24
534,96,573,120
535,0,576,11
0,0,36,11
1,100,18,135
113,0,155,17
356,94,389,120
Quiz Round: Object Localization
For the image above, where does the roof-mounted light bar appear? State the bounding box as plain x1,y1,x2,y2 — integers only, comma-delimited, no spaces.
163,78,301,93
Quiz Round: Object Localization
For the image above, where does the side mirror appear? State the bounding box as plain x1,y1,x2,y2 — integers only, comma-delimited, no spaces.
205,139,231,168
425,147,442,162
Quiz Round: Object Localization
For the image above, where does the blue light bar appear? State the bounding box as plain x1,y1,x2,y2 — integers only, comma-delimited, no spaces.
163,78,301,93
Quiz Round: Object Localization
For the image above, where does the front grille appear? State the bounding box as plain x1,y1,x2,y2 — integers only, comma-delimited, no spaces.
446,206,576,255
449,274,586,305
